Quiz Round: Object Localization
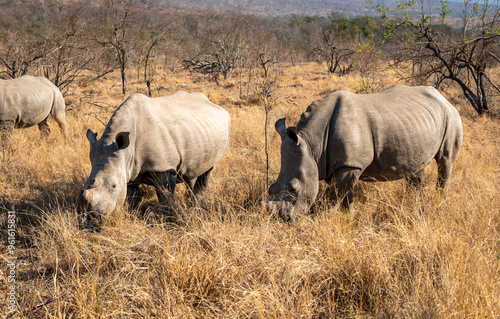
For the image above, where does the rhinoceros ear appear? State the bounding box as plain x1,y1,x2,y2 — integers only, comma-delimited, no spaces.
286,127,299,144
86,129,97,145
275,118,287,141
115,132,130,150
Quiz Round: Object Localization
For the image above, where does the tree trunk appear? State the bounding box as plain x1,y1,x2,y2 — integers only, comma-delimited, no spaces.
121,66,127,95
144,39,157,81
117,46,127,94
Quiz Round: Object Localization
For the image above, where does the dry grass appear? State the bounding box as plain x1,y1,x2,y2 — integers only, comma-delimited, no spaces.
1,62,499,318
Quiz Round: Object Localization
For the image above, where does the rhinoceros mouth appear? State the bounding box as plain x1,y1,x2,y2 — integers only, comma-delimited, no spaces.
265,193,301,222
79,211,104,232
78,189,114,231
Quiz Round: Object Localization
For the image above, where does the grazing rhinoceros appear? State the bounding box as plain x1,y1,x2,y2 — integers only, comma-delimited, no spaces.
0,75,67,141
266,85,463,222
79,91,231,227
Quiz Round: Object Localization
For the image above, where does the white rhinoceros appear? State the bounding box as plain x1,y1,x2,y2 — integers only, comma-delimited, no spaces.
79,91,231,227
267,85,463,222
0,75,67,140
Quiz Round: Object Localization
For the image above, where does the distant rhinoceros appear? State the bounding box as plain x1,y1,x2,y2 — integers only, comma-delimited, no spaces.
79,91,231,227
267,85,463,222
0,75,67,141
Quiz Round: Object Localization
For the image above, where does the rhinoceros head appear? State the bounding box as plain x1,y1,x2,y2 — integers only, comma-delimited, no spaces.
79,129,131,227
266,118,319,222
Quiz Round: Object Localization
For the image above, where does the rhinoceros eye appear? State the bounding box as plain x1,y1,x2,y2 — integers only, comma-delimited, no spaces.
110,184,117,193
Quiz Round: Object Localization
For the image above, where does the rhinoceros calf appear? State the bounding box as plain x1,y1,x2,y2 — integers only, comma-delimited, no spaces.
0,75,67,141
267,85,463,222
79,91,231,226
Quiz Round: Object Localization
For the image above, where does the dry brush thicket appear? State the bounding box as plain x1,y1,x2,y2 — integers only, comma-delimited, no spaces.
1,63,499,318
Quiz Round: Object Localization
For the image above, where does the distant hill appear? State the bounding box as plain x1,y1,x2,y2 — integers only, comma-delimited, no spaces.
161,0,466,18
162,0,375,17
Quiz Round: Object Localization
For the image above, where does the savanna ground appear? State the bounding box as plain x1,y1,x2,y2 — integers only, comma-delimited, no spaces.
1,62,499,318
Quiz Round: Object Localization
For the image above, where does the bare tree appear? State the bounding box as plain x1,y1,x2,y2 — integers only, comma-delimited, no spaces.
137,1,179,82
351,45,386,93
0,31,50,79
372,0,500,115
254,48,281,189
39,2,96,95
0,0,120,97
92,0,144,94
310,22,353,75
198,10,252,80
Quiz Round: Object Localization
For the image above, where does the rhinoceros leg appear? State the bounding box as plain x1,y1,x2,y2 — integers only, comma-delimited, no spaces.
406,169,424,188
153,169,177,210
192,167,213,200
184,168,213,205
127,185,143,211
332,167,362,211
435,124,462,189
50,92,68,138
436,159,453,189
38,117,51,137
54,115,68,138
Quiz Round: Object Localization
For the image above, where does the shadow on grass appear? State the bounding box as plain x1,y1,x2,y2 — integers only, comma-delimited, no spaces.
0,175,84,245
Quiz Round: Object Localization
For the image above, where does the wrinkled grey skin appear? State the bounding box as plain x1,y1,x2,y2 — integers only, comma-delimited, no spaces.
267,85,463,222
79,91,231,227
0,75,67,141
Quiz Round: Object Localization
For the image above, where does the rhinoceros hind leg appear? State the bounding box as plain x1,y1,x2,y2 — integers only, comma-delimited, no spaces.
192,167,214,201
332,167,361,211
435,124,462,189
38,117,51,137
436,159,453,189
54,115,68,138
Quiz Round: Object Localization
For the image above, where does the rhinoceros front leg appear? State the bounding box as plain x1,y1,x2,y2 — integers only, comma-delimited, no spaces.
331,167,362,212
152,169,178,212
406,169,424,188
326,186,353,211
126,185,143,211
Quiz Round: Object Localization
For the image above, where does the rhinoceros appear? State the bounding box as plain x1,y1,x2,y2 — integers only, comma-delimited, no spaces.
267,85,463,222
79,91,231,227
0,75,67,141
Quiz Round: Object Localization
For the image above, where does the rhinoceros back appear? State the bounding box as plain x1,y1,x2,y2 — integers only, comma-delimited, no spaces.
103,92,231,183
0,75,62,127
296,85,462,182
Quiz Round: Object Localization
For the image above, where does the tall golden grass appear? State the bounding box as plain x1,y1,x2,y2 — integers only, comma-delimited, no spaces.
1,62,499,318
